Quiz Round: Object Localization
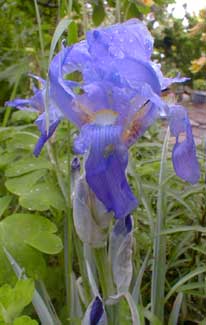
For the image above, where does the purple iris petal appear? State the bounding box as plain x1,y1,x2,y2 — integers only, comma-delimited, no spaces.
49,44,93,127
6,76,63,156
90,296,104,325
74,124,138,219
87,19,153,62
169,105,200,184
5,85,45,113
111,58,161,95
34,118,60,157
5,98,38,112
152,63,189,90
113,214,133,236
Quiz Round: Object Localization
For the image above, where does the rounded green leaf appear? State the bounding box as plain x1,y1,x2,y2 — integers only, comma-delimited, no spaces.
19,182,65,211
5,170,46,196
5,157,52,177
13,316,38,325
0,213,63,284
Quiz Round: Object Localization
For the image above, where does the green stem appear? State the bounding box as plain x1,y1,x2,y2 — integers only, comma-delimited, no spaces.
116,0,121,23
82,0,88,36
46,138,73,322
33,0,45,58
151,127,170,321
2,77,20,127
93,246,114,299
74,238,91,304
68,0,73,17
65,121,73,322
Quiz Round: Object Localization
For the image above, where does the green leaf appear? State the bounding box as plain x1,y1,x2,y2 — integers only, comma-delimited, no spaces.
0,196,12,218
0,127,15,143
136,3,150,14
165,267,206,302
11,111,38,124
13,316,38,325
161,225,206,235
5,157,51,177
48,16,72,64
25,232,63,254
0,279,34,323
7,132,38,152
168,292,183,325
4,250,60,325
68,21,78,45
19,181,65,211
151,128,170,321
5,170,46,196
0,213,63,284
92,0,106,26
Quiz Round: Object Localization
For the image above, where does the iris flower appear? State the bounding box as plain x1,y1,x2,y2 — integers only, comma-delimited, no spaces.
6,19,200,219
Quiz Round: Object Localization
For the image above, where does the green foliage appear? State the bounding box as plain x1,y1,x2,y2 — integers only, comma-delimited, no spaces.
13,316,38,325
92,0,106,26
150,8,205,79
0,213,62,284
193,79,206,90
0,279,36,324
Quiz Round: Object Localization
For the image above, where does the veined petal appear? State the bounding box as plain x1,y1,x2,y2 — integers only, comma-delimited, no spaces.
123,102,159,147
74,124,138,219
169,105,200,184
122,83,167,147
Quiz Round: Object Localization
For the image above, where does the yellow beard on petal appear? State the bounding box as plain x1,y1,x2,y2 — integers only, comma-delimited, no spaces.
92,109,118,125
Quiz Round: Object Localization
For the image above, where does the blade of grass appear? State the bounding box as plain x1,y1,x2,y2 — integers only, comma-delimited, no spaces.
132,248,151,305
33,0,45,58
165,267,206,302
4,248,59,325
161,225,206,235
125,292,141,325
2,76,20,127
151,127,170,321
116,0,121,23
168,292,183,325
128,158,154,234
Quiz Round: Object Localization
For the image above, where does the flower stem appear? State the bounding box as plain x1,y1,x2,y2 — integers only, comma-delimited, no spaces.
46,136,73,322
33,0,45,58
93,246,114,299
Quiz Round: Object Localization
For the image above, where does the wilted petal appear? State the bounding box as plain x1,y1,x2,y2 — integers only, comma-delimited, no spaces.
83,296,107,325
109,215,133,293
74,125,138,219
169,105,200,184
73,177,112,247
